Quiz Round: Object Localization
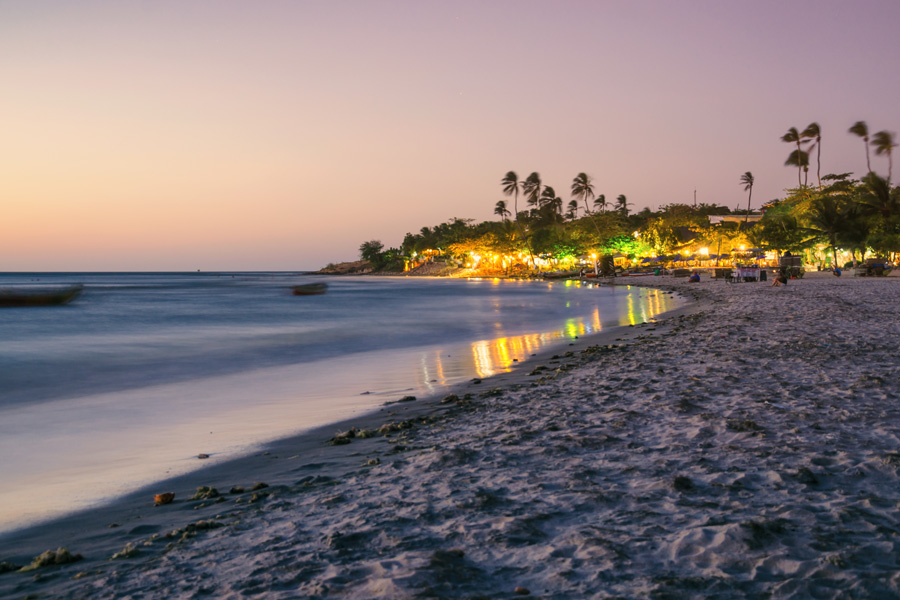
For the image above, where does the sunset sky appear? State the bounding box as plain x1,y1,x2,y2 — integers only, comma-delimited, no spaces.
3,0,899,271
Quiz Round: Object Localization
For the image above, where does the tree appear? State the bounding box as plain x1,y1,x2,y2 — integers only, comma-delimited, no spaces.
805,195,846,271
501,171,520,218
740,171,754,225
849,121,871,174
593,194,607,212
858,173,900,256
616,194,630,216
781,127,807,186
872,130,897,183
540,186,563,215
802,122,822,187
571,173,595,214
500,170,537,265
859,172,899,225
566,200,579,220
522,172,543,208
359,240,384,263
494,200,510,220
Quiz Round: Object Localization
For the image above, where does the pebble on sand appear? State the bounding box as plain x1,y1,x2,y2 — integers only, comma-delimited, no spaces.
153,492,175,506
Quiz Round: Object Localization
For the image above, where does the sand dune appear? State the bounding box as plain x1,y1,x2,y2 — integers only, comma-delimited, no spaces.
2,272,900,599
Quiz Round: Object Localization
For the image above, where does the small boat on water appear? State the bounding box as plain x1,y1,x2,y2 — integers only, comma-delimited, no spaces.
0,284,84,308
291,282,328,296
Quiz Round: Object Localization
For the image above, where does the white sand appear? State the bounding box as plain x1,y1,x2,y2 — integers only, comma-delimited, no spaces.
3,272,900,598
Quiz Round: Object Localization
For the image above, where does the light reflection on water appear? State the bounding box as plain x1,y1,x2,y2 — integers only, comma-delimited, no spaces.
0,280,681,534
439,286,676,380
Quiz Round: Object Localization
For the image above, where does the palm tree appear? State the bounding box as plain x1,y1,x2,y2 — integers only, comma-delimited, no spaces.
806,195,847,271
593,194,607,211
571,173,595,214
566,200,579,220
781,127,806,186
802,122,822,187
571,172,605,235
522,172,542,208
859,172,900,225
616,194,630,216
848,121,871,174
494,200,510,220
872,130,897,183
784,149,810,186
500,171,520,219
500,171,536,267
540,186,562,214
740,172,754,225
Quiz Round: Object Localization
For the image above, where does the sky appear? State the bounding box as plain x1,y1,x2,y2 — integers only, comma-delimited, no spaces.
2,0,899,271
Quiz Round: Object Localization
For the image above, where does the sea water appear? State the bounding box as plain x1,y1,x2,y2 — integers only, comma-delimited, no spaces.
0,273,683,532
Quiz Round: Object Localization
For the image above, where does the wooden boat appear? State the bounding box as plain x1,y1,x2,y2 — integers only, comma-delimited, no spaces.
0,284,83,307
542,270,580,280
291,282,328,296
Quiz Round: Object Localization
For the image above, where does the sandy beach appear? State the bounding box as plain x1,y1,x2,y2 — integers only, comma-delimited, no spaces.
3,271,900,599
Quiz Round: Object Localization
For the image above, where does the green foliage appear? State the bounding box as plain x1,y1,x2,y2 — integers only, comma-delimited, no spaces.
599,235,650,258
359,240,384,263
359,239,404,271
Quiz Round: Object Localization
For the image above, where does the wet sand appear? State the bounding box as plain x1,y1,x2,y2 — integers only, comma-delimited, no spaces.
3,272,900,599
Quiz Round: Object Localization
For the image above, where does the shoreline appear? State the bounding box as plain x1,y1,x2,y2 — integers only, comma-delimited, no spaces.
0,278,680,537
0,281,697,551
5,272,900,597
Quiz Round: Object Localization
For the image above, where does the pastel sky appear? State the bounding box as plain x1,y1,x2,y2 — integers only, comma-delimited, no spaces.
3,0,899,271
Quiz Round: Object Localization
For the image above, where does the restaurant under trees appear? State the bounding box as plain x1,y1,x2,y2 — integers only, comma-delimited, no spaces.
359,133,900,273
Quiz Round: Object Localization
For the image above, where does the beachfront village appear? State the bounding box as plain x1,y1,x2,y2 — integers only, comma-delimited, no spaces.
327,123,899,279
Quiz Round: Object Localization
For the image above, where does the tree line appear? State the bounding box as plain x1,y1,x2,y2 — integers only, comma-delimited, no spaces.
357,121,898,271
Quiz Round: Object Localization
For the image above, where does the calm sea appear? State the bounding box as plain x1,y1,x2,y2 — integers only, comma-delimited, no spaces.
0,272,683,532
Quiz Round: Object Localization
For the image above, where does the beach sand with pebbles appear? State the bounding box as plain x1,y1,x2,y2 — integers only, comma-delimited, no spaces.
3,271,900,599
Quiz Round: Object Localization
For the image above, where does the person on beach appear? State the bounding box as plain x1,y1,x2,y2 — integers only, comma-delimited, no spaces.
688,271,700,283
771,272,788,286
833,266,842,277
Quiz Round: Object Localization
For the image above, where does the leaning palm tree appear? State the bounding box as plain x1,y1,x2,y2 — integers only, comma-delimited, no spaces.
522,172,542,208
781,127,805,186
500,171,520,219
566,200,579,220
571,173,595,214
501,171,535,266
616,194,630,216
593,194,607,211
740,171,754,225
849,121,871,174
784,149,810,187
571,172,604,235
494,200,510,221
540,186,560,213
872,130,897,183
802,122,822,187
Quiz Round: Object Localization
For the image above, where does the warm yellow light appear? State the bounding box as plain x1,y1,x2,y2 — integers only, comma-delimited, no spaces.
699,247,709,256
740,245,746,251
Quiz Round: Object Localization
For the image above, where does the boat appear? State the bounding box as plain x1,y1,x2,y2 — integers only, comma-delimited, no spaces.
0,284,84,307
542,270,580,280
291,282,328,296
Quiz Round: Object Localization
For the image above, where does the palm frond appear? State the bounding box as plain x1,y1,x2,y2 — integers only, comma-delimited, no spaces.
848,121,868,139
781,127,800,143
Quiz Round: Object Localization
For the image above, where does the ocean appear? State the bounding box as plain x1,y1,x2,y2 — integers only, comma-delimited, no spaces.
0,272,683,532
